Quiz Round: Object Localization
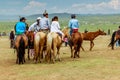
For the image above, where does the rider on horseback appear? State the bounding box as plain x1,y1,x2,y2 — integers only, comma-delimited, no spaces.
14,17,28,48
40,10,50,34
50,16,64,41
68,14,80,35
28,17,41,33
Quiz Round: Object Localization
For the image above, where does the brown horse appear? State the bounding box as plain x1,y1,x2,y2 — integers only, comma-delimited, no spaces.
108,30,120,49
46,32,62,63
34,32,46,63
25,31,34,60
62,27,83,58
15,34,28,64
82,29,106,51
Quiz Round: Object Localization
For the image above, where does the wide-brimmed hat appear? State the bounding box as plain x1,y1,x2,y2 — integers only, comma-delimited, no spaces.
43,10,48,16
37,17,42,20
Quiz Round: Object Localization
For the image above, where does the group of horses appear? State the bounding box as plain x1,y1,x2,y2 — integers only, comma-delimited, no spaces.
14,27,107,64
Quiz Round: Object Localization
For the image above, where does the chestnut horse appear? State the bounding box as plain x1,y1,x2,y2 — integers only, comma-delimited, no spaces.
25,31,34,60
46,32,62,63
15,34,28,64
108,30,120,49
62,27,83,58
82,29,106,51
34,32,46,63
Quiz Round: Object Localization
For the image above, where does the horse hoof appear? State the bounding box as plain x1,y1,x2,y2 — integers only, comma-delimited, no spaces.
71,56,73,58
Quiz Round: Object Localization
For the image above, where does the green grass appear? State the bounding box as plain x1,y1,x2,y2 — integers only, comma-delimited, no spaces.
0,36,120,80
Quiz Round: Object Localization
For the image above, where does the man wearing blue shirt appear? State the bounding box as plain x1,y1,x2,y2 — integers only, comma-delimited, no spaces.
68,14,79,35
15,17,26,35
40,10,50,34
14,17,28,48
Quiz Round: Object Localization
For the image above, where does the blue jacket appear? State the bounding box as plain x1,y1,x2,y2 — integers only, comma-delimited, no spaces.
68,19,79,29
15,22,26,35
68,19,79,35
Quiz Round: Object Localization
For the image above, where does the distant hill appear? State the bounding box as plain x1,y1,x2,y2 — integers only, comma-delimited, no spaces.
26,13,72,20
26,13,120,21
0,13,120,21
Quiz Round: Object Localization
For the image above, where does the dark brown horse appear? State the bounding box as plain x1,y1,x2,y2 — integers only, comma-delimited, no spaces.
82,29,106,51
108,30,120,49
15,34,28,64
62,27,83,58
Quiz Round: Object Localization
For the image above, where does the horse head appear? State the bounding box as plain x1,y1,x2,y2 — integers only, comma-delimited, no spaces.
98,29,106,35
26,31,34,48
62,27,70,38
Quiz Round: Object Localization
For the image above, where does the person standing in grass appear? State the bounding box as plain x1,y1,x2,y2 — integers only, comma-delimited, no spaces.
68,14,80,35
9,30,15,48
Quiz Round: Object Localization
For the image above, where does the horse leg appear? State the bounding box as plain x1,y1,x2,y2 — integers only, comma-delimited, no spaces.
16,49,19,64
90,41,93,51
91,41,94,51
39,46,44,63
57,47,61,61
52,45,56,63
112,39,118,50
70,46,74,58
77,45,81,58
81,45,85,51
28,48,30,60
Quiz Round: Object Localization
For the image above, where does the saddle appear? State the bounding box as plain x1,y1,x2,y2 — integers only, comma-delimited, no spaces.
72,29,78,33
56,32,62,39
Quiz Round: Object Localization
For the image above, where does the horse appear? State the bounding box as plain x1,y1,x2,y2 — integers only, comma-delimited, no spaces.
46,32,63,63
34,32,46,63
25,31,34,60
108,30,120,49
15,34,28,64
62,27,83,58
81,29,106,51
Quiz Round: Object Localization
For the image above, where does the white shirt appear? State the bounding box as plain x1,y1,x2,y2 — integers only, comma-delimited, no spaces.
50,21,64,35
28,22,40,32
50,21,60,32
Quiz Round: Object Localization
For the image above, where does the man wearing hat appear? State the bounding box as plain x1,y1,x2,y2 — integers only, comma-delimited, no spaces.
28,17,41,33
14,17,28,48
68,14,79,35
15,17,27,35
40,10,50,34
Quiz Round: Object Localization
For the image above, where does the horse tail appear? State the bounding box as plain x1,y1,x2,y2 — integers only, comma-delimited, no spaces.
108,31,116,47
18,36,25,64
46,33,53,61
34,33,40,61
77,33,83,53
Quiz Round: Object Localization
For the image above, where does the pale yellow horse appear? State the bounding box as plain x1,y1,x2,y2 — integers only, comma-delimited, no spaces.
34,32,46,63
46,32,62,63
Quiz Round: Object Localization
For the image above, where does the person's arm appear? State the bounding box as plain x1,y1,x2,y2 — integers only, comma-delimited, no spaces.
28,22,36,31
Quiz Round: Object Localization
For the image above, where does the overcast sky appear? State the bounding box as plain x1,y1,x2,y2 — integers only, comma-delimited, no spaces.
0,0,120,15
